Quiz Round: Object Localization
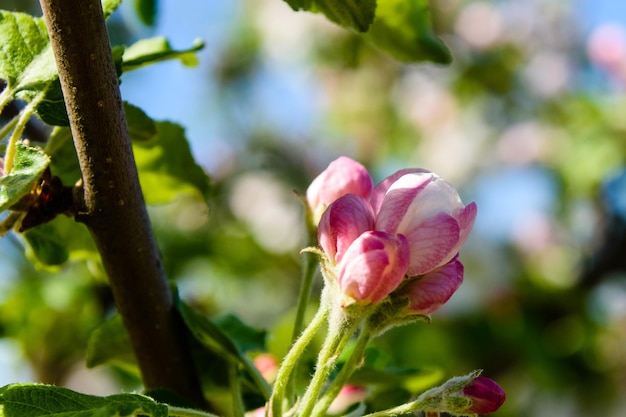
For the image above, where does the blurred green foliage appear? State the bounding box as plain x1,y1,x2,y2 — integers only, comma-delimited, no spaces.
2,1,626,416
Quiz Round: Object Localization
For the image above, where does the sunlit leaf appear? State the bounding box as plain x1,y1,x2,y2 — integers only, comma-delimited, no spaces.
283,0,376,32
133,120,211,204
0,143,50,212
313,0,377,32
365,0,451,63
0,11,49,90
123,37,204,71
0,384,168,417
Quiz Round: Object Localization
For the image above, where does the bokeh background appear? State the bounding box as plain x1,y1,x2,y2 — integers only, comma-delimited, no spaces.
1,1,626,416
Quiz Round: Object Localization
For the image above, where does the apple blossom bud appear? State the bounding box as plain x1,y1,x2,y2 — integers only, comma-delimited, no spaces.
307,157,373,222
400,258,464,315
318,194,375,264
375,172,477,276
338,231,409,304
461,376,506,414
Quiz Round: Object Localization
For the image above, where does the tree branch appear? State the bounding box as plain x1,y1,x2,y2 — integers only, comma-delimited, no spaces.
38,0,206,408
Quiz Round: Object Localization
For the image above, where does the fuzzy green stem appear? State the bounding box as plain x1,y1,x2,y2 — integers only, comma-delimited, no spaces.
268,302,329,417
0,114,19,143
167,406,221,417
285,249,319,404
360,383,446,417
3,98,37,175
0,87,13,112
311,323,374,417
296,309,361,417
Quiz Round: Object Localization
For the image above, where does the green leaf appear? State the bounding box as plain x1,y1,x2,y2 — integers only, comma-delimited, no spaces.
283,0,313,10
0,384,168,417
123,37,205,71
134,0,158,26
0,143,50,212
22,221,69,266
22,215,100,268
46,126,81,185
0,11,49,89
86,314,139,375
284,0,376,32
103,0,123,19
133,120,211,204
365,0,451,63
178,302,270,399
212,314,267,354
124,102,158,142
312,0,377,32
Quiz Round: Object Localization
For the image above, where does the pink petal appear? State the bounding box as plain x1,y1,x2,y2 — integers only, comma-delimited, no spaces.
403,213,460,276
339,231,409,303
370,168,431,214
404,258,464,315
307,156,373,219
455,201,478,250
463,377,506,414
375,173,434,233
318,194,375,263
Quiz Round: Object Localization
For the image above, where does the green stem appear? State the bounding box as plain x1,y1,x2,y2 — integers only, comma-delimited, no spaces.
291,250,318,343
167,406,221,417
268,302,329,417
3,97,37,175
296,309,360,417
285,249,319,404
0,86,14,112
242,355,271,401
0,114,19,143
291,204,319,343
311,324,374,417
229,364,245,417
360,384,446,417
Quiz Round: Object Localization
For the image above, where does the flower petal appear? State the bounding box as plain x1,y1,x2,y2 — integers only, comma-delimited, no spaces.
338,231,409,303
318,194,375,263
370,168,430,214
403,258,464,315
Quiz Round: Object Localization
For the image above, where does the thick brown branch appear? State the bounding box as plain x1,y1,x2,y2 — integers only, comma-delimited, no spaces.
38,0,206,408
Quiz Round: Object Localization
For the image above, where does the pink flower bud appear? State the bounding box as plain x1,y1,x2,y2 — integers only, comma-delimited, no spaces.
462,376,506,414
375,172,477,276
307,157,373,222
338,231,409,304
318,194,375,264
400,257,464,315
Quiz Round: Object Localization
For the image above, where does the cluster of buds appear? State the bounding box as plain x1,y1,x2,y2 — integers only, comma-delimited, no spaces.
307,157,477,315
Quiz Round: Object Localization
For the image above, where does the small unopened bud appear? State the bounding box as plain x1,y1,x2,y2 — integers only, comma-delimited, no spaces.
461,376,506,414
